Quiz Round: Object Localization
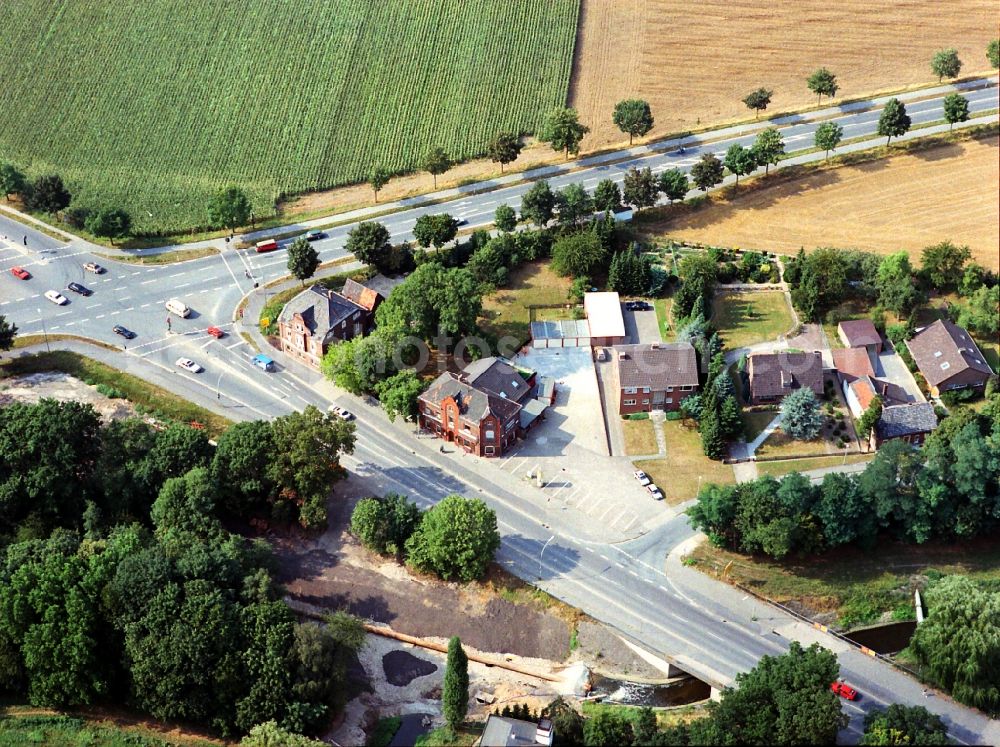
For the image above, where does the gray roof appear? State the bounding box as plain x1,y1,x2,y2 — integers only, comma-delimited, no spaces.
480,715,540,747
419,371,522,423
615,342,699,390
278,285,365,340
906,319,993,388
519,397,548,429
464,357,533,403
530,319,590,341
877,402,938,439
533,376,555,401
748,351,824,400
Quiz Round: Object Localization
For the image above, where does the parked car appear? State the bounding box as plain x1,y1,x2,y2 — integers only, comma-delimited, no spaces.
328,404,355,421
165,298,191,317
175,357,203,373
67,281,93,296
83,262,106,274
10,266,31,280
304,230,326,241
633,301,652,311
206,325,225,339
633,470,651,486
113,325,136,339
255,239,279,253
646,483,664,499
44,290,68,305
830,681,858,700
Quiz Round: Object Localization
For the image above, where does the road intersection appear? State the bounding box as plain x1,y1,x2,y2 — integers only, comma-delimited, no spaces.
1,78,998,744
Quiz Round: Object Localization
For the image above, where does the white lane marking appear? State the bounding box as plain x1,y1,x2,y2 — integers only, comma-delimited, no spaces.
226,341,243,349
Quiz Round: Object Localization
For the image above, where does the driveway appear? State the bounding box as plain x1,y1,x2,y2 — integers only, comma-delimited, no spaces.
876,344,926,402
622,306,662,344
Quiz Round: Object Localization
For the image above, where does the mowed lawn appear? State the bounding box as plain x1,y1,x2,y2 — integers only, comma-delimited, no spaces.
480,262,574,346
0,0,579,234
711,292,793,349
634,420,734,505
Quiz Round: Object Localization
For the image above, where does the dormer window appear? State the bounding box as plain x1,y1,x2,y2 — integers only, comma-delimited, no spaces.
940,362,951,370
933,351,942,357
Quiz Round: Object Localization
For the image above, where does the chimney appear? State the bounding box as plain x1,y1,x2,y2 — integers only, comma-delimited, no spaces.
535,719,554,746
650,342,659,350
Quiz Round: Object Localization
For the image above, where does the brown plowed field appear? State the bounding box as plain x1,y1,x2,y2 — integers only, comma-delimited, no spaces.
569,0,998,148
643,137,1000,269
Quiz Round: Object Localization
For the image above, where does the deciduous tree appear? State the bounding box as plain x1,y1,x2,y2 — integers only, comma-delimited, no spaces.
555,182,594,226
658,168,690,202
207,186,251,231
860,705,948,746
930,48,962,81
751,127,784,174
807,68,839,103
942,92,970,130
494,204,517,232
345,221,392,266
622,166,659,208
84,207,132,245
413,213,459,249
405,495,500,582
742,87,773,118
814,121,843,160
369,167,390,203
877,99,911,145
287,237,320,285
0,163,27,200
921,240,970,292
486,132,523,172
723,143,756,184
0,315,16,352
351,493,422,557
539,107,589,158
593,179,623,213
584,710,633,746
551,231,605,278
876,251,922,315
857,396,883,441
519,179,556,226
375,370,424,422
375,263,483,341
690,153,724,191
423,147,450,189
24,174,71,214
612,99,655,144
989,39,1000,69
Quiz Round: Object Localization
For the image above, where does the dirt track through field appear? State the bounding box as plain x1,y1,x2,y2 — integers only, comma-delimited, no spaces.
644,137,1000,268
569,0,998,148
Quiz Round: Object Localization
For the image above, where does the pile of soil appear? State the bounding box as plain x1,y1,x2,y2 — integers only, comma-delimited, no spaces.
383,651,437,687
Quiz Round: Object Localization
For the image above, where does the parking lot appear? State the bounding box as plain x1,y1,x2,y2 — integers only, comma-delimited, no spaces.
622,304,662,344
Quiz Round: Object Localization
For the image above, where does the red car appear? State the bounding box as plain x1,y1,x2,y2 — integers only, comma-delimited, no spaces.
206,326,226,339
10,266,31,280
830,681,858,700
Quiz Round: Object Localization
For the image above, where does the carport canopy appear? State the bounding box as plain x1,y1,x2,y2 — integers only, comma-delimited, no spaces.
530,319,591,348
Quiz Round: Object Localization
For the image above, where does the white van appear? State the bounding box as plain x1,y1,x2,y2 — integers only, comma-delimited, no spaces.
165,298,191,318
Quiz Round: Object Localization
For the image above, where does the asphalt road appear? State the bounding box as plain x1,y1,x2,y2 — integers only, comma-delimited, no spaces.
1,79,998,744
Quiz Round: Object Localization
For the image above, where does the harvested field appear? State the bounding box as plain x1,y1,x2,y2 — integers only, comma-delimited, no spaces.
569,0,998,149
643,137,1000,269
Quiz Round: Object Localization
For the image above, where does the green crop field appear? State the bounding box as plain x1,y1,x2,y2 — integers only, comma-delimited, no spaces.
0,0,580,235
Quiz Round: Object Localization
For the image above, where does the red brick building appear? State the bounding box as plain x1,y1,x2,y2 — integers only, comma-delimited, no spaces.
277,280,385,370
418,357,547,457
906,319,993,398
614,342,699,415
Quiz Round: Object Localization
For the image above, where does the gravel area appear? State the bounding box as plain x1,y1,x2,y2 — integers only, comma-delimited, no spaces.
0,372,137,421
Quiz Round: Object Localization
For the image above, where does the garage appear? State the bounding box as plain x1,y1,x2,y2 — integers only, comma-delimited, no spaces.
530,319,591,348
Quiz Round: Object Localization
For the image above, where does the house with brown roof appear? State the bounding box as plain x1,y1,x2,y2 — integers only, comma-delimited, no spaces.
277,279,387,370
844,375,908,418
614,342,699,414
747,351,824,405
832,347,875,383
838,319,883,354
417,357,547,457
905,319,993,397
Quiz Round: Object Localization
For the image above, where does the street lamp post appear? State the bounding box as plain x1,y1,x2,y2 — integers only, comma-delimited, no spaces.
538,534,554,580
36,309,50,353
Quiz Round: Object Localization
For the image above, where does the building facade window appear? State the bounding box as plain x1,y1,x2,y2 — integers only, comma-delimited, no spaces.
624,387,637,394
623,398,636,406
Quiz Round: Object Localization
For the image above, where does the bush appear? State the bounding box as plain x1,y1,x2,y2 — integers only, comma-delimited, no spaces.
628,412,649,421
95,383,126,399
665,411,683,421
940,388,978,406
405,495,500,582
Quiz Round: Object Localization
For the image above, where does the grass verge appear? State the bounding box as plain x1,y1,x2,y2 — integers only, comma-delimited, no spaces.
634,420,735,504
622,418,659,456
0,708,219,746
711,291,793,349
686,536,1000,628
755,454,873,477
12,334,118,351
415,724,482,747
580,702,706,729
0,351,231,438
95,246,220,265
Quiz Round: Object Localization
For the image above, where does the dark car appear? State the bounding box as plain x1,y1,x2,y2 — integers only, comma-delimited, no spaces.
113,325,136,339
634,301,653,311
67,282,93,296
304,230,326,241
